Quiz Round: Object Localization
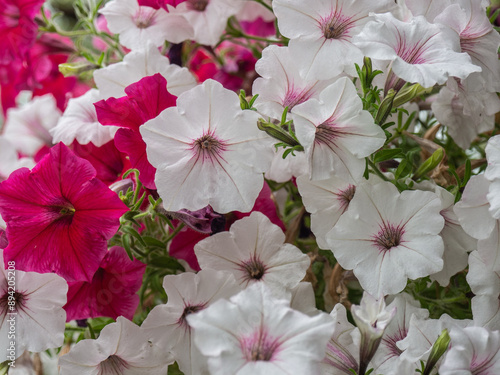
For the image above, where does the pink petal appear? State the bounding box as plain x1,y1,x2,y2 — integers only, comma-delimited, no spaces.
64,246,146,321
0,143,129,282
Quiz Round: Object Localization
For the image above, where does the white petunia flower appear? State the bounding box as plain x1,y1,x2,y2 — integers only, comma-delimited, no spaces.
434,0,500,93
354,13,481,90
93,41,197,99
50,89,119,147
100,0,193,49
432,76,500,150
141,269,241,375
398,313,470,365
167,0,244,46
454,174,496,240
194,211,310,292
419,184,476,286
370,293,429,375
439,326,500,375
297,174,357,250
273,0,395,79
3,95,61,156
59,316,172,374
321,303,359,375
0,251,67,362
326,181,445,296
187,282,335,375
265,146,308,183
252,45,339,120
467,251,500,329
292,77,386,181
0,137,34,181
141,79,274,213
351,292,396,375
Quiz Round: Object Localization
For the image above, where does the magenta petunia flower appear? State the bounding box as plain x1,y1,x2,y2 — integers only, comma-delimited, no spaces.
0,0,45,65
95,73,177,189
64,246,146,321
0,143,129,282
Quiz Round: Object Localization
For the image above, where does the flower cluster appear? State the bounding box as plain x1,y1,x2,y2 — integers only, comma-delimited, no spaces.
1,0,500,374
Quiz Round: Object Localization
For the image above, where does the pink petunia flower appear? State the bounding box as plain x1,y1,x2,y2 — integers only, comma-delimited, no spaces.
95,73,177,189
0,143,129,282
64,246,146,321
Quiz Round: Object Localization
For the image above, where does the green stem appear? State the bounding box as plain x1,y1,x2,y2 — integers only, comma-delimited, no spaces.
253,0,273,12
367,159,390,182
165,223,185,243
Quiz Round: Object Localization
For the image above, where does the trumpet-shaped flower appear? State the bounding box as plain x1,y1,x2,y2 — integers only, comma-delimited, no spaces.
439,326,500,375
252,45,338,120
292,77,386,181
94,41,196,99
64,246,146,321
141,79,274,213
141,269,241,375
59,316,173,374
272,0,395,79
50,89,119,147
3,94,61,156
354,13,481,89
100,0,193,49
0,143,128,282
326,181,444,296
187,282,335,375
95,73,177,189
194,211,310,291
0,250,67,362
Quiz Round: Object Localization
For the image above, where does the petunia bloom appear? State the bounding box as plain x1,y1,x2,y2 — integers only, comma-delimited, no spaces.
326,181,445,296
187,282,335,375
0,250,67,362
58,316,173,374
95,73,177,189
354,13,481,90
64,246,146,321
141,79,274,213
194,211,310,292
0,143,129,282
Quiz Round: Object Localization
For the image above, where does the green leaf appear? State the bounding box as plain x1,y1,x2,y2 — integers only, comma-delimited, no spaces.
120,226,146,247
461,159,472,188
373,148,403,163
414,148,444,180
395,158,412,179
149,255,185,271
142,236,166,249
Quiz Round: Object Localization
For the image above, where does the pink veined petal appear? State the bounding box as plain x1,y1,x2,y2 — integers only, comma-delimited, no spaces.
0,143,129,282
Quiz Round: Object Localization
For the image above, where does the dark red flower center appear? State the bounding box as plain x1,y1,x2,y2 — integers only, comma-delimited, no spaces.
373,223,404,251
98,355,129,375
241,329,281,362
240,255,267,281
191,133,227,164
189,0,209,11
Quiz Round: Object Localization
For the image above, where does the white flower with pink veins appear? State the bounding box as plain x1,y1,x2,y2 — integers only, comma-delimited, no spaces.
252,45,339,120
141,79,274,213
3,94,61,156
354,13,481,90
0,250,67,363
187,282,335,375
50,89,119,147
291,77,386,181
93,41,197,99
59,316,173,374
100,0,193,49
439,326,500,375
434,0,500,93
194,212,310,292
326,181,445,296
272,0,396,80
167,0,245,46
